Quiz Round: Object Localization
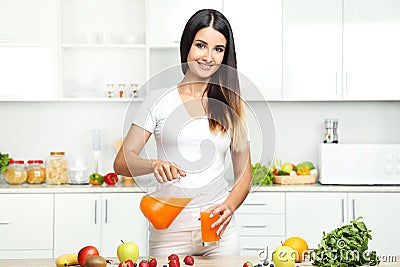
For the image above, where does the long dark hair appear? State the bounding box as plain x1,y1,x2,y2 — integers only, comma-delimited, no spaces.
180,9,247,151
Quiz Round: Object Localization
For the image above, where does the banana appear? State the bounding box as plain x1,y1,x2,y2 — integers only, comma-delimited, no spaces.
55,254,79,267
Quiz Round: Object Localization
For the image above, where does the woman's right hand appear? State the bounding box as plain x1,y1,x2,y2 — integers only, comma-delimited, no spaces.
149,159,186,183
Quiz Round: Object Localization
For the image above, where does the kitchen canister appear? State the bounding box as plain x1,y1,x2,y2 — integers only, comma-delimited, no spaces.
46,151,69,185
4,160,27,185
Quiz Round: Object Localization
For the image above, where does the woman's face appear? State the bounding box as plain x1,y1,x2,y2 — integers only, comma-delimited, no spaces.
186,26,227,80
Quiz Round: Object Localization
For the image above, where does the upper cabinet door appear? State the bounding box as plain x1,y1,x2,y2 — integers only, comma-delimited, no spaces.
343,0,400,100
224,0,282,101
0,0,57,45
148,0,223,47
283,0,342,100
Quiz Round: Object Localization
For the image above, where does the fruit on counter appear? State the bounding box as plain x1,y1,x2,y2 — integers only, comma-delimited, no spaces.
84,255,108,267
311,217,380,267
104,172,119,185
89,173,104,185
117,240,139,263
281,163,295,174
148,256,158,267
272,245,296,267
139,259,150,267
183,256,194,265
243,261,253,267
168,254,179,261
55,253,79,267
118,259,134,267
168,258,180,267
78,246,100,267
296,161,315,170
282,236,308,262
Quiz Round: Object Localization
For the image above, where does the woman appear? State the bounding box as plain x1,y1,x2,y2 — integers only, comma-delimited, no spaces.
114,9,252,256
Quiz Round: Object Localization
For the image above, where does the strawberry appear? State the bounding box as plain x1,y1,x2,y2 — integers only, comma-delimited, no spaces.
183,256,194,265
168,258,180,267
139,259,149,267
243,261,253,267
148,257,157,267
168,254,179,261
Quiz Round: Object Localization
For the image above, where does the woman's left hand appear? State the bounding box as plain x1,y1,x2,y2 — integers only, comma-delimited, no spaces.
208,204,234,237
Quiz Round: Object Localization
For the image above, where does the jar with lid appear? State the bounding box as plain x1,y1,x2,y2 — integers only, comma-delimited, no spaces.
128,83,139,98
106,84,115,98
26,160,46,184
46,151,68,185
118,83,126,98
4,160,27,185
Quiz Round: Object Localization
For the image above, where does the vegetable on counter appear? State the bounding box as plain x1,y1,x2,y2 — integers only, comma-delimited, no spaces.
104,172,119,185
0,152,11,175
89,173,104,185
311,217,380,267
251,163,274,186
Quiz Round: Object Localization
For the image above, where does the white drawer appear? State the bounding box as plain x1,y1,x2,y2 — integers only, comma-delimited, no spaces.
236,214,285,236
237,192,285,214
0,194,54,250
239,236,284,257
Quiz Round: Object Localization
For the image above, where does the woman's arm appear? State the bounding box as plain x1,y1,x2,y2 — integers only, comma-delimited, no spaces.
114,124,186,182
209,143,252,236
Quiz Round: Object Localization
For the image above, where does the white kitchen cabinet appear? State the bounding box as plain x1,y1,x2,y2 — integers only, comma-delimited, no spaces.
348,193,400,256
224,0,282,101
236,192,285,257
283,0,400,101
343,0,400,100
286,192,347,249
283,0,342,100
0,0,58,100
0,0,57,45
54,193,147,258
0,194,54,259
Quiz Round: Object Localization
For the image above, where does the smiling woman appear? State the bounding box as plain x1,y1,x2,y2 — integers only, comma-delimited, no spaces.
114,9,252,256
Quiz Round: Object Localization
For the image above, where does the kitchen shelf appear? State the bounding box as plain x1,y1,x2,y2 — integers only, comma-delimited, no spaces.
61,44,146,49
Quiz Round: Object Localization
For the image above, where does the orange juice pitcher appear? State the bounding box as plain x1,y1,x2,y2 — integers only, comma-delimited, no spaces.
139,180,193,230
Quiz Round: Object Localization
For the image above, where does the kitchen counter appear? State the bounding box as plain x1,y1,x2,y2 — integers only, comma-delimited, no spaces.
1,181,400,194
1,256,399,267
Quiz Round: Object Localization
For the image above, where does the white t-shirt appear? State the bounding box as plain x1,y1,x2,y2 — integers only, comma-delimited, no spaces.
132,86,232,231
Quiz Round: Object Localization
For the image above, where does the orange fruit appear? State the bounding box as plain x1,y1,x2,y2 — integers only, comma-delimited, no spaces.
283,236,308,262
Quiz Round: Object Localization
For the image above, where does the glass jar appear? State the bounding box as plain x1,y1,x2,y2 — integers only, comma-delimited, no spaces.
106,84,115,98
26,160,46,184
46,151,68,185
4,160,27,185
118,83,126,98
129,83,139,98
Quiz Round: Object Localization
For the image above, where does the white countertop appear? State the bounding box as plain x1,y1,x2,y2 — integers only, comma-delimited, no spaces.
1,181,400,193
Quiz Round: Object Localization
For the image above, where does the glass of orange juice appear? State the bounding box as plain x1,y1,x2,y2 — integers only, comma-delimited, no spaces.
200,207,220,246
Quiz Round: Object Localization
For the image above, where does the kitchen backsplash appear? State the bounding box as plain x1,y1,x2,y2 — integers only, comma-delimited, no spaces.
0,101,399,180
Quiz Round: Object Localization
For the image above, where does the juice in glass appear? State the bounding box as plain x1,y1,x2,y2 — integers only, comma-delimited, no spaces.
140,195,192,230
200,211,220,246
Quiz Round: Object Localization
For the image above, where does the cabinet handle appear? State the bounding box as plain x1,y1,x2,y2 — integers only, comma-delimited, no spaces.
341,198,345,223
243,203,267,206
335,72,338,95
94,200,98,224
352,199,356,220
345,72,348,94
242,224,267,228
0,221,11,225
105,199,108,224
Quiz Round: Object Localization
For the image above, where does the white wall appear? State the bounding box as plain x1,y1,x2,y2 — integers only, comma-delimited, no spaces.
0,101,399,177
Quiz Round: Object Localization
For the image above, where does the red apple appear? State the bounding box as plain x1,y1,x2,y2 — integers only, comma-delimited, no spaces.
78,245,99,267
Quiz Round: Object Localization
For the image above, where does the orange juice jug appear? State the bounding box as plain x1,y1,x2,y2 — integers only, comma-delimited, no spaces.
139,180,193,230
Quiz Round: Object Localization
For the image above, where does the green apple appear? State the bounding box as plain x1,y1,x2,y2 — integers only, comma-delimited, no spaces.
272,245,296,267
281,163,294,174
117,240,139,263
